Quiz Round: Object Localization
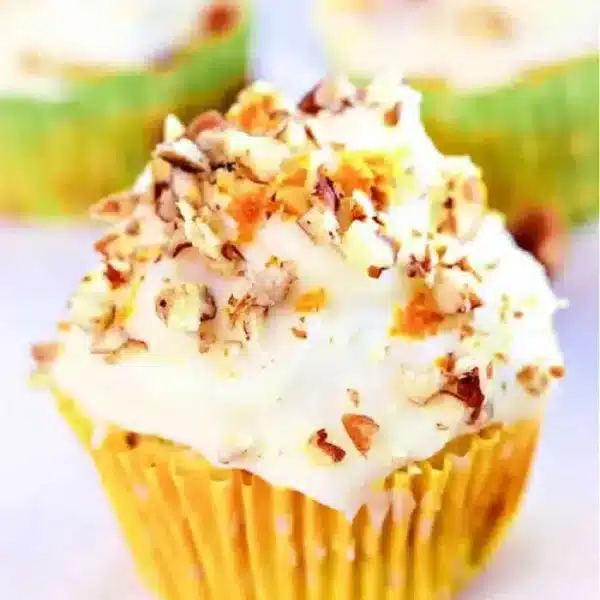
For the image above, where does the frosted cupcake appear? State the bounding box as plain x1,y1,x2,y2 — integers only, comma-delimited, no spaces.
34,76,565,600
0,0,248,216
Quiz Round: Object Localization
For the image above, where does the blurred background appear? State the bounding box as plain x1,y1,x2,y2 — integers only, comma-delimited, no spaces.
0,1,598,598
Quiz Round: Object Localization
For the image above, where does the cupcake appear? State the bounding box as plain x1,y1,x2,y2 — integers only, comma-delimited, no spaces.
34,76,565,600
0,0,248,217
315,0,599,230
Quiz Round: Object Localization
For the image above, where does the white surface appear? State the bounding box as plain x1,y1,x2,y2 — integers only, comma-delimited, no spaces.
0,223,597,599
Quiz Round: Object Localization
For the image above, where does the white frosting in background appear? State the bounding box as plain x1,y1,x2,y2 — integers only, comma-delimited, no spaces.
317,0,599,88
0,0,211,98
48,79,564,516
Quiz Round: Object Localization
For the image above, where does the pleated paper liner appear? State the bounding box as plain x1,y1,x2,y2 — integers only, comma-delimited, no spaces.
57,391,540,600
0,3,249,218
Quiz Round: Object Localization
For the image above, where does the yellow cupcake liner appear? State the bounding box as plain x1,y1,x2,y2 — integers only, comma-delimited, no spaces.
57,392,540,600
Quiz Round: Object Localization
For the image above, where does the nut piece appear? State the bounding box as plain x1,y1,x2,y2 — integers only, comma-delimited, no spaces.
69,271,116,333
155,283,217,332
406,245,438,285
432,157,486,241
227,81,294,136
187,110,228,140
341,220,396,273
253,260,298,308
31,342,60,368
298,204,340,245
444,367,486,422
155,139,210,173
342,414,380,456
314,172,341,212
103,339,149,365
516,365,551,397
433,266,483,315
300,76,356,114
309,429,346,463
89,191,138,222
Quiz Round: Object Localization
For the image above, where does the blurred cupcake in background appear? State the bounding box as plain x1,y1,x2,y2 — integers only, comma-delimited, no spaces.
315,0,599,274
0,0,249,217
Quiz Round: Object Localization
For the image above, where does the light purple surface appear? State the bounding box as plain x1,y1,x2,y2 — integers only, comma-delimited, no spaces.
0,224,597,599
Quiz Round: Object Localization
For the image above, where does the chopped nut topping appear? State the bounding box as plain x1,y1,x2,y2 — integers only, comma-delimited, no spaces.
433,266,483,315
295,288,327,313
155,139,209,173
314,172,340,212
342,414,380,456
31,342,60,367
383,103,402,127
104,261,130,289
227,82,293,136
432,158,486,240
187,110,228,140
90,191,138,222
291,326,307,339
103,339,149,365
309,429,346,463
298,204,340,245
516,365,551,396
253,261,298,307
69,271,116,333
155,283,217,332
367,265,385,279
445,367,486,422
313,76,356,113
406,245,437,282
342,220,396,273
347,388,360,407
436,353,457,375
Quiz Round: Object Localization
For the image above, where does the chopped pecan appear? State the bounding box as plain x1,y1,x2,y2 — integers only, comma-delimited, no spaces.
445,367,485,422
31,342,60,367
89,191,138,222
187,110,228,140
156,139,209,173
103,339,149,365
291,326,307,339
104,262,130,289
155,283,217,332
309,429,346,463
516,365,551,397
342,414,380,456
314,172,340,212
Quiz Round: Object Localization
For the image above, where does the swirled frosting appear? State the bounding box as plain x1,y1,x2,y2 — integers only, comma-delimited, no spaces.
35,77,565,516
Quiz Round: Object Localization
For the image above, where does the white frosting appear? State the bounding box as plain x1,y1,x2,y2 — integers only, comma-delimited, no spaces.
48,79,564,516
317,0,599,88
0,0,211,98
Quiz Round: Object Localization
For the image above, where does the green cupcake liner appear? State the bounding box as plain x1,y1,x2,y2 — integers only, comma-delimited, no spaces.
413,56,599,226
0,8,249,218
